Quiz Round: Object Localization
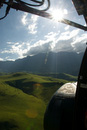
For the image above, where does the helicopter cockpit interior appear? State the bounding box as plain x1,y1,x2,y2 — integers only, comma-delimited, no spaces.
0,0,87,130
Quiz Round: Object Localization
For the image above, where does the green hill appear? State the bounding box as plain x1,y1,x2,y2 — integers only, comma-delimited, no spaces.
0,81,46,130
37,73,77,81
0,72,75,130
1,72,68,102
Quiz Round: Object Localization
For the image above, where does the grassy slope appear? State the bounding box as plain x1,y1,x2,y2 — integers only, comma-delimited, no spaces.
37,73,77,81
0,81,46,130
0,72,75,130
4,72,68,103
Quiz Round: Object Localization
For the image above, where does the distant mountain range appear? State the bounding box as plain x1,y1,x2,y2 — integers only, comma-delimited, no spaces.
0,51,84,75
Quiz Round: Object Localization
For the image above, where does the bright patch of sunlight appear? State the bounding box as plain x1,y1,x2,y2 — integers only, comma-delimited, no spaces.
51,9,68,21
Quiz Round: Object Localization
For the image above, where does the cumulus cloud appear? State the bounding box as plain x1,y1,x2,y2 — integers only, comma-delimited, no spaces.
16,29,87,56
71,33,87,52
24,29,86,54
5,57,15,61
64,25,70,31
51,29,87,52
21,13,38,34
0,58,4,61
20,13,87,56
24,31,60,56
53,39,74,52
24,42,52,56
21,13,28,25
1,42,30,59
1,28,87,60
58,29,80,41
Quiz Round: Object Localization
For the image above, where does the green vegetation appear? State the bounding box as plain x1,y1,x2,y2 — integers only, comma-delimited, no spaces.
0,72,76,130
37,73,77,81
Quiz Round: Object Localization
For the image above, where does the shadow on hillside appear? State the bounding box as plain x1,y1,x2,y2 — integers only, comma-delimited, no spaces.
6,79,63,103
0,121,19,130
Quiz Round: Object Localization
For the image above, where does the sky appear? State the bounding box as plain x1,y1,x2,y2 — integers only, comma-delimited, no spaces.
0,0,87,61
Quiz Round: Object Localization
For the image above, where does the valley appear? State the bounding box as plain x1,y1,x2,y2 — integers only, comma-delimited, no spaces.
0,72,77,130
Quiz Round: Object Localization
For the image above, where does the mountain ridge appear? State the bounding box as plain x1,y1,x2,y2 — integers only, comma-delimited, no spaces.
0,51,84,75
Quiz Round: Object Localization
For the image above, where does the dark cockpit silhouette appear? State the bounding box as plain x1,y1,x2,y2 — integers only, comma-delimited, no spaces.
44,83,76,130
44,48,87,130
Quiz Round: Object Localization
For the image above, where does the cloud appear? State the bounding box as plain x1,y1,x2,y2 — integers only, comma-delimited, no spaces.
5,57,15,61
64,25,70,30
58,29,80,41
24,31,60,56
71,33,87,52
28,23,37,34
24,42,52,56
21,13,28,25
1,28,87,61
0,58,4,61
20,12,87,56
53,39,73,52
1,42,30,59
53,29,87,52
21,13,38,34
22,29,87,56
44,31,60,40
